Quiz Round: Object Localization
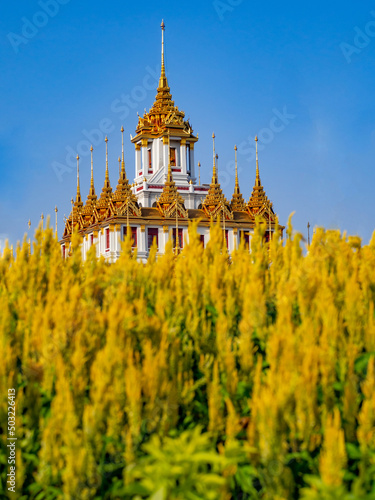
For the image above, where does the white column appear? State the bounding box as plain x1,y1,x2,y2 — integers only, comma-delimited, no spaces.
189,145,195,178
163,137,169,175
181,140,187,175
135,145,141,178
141,140,148,176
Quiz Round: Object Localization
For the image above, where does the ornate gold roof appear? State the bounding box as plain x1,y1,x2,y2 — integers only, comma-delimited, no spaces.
96,137,112,214
157,161,188,218
202,134,233,220
112,127,138,207
81,146,97,223
230,145,246,211
131,21,197,142
247,137,276,221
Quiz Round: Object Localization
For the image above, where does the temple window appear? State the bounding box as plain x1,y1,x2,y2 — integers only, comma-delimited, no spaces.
105,228,110,251
148,149,152,171
172,228,183,249
241,231,250,250
147,228,159,251
123,226,137,248
170,147,176,167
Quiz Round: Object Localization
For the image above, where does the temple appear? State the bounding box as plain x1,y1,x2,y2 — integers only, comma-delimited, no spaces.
60,21,282,262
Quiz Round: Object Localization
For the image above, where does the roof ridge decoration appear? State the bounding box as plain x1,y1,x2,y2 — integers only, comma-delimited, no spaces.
202,133,233,220
246,136,276,222
230,144,246,211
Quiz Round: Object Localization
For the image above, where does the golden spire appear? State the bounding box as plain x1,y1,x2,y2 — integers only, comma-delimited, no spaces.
230,145,246,211
121,125,126,177
255,136,261,187
73,155,83,213
247,135,274,217
161,20,166,83
81,146,97,221
118,157,121,177
97,137,112,208
157,153,186,216
202,133,232,218
198,162,201,185
28,219,31,230
85,145,97,206
235,145,239,189
76,155,80,197
113,126,137,205
212,133,218,184
105,136,109,181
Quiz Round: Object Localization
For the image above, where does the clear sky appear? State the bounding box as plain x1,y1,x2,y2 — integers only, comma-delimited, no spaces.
1,0,375,249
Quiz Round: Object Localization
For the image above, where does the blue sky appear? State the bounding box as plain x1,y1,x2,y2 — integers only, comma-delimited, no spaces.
1,0,375,248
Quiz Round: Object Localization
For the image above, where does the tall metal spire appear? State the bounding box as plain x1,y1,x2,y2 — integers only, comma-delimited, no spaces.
235,145,239,189
255,136,261,187
158,20,168,89
121,125,126,177
85,145,97,207
76,155,81,200
105,136,109,182
230,145,246,211
161,20,166,79
97,136,112,205
90,146,94,191
212,133,218,183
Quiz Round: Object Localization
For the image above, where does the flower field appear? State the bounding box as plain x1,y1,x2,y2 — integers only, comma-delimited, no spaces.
1,220,375,499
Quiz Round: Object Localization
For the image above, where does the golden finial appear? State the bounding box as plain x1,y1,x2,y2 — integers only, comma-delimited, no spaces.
118,157,121,177
41,213,44,231
28,219,31,230
198,161,201,185
143,176,147,182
